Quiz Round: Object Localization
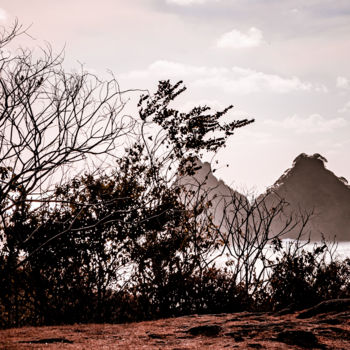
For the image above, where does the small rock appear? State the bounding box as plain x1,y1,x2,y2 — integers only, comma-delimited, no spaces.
148,333,169,339
276,330,321,348
20,338,73,344
187,325,222,337
248,343,263,349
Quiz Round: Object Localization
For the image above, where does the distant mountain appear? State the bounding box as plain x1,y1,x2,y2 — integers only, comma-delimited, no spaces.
178,154,350,242
177,158,248,234
261,153,350,241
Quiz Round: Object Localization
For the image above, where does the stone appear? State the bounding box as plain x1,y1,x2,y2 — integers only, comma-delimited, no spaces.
186,324,223,337
276,330,321,348
20,338,73,344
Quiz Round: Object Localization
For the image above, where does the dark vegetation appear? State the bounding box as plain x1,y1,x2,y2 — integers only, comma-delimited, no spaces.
1,22,349,329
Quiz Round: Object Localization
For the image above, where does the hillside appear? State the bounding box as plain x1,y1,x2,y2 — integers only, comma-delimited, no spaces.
1,299,350,349
262,153,350,241
184,154,350,241
177,158,249,234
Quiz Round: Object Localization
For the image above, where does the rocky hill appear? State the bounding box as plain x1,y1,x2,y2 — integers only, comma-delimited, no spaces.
183,154,350,241
176,158,249,235
261,153,350,241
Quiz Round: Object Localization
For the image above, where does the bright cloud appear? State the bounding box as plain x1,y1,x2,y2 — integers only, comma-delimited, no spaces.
194,67,313,94
181,99,225,112
264,114,348,134
336,76,349,89
230,128,278,145
121,60,325,95
0,8,7,21
166,0,207,6
217,27,264,49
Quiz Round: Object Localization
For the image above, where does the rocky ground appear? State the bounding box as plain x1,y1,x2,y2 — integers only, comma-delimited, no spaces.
1,299,350,349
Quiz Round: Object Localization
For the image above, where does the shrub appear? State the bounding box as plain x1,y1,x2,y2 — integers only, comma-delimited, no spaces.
266,245,350,310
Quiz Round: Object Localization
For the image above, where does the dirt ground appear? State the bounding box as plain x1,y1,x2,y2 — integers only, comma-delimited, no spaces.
1,299,350,349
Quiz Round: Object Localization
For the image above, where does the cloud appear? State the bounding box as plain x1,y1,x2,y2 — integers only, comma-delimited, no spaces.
264,114,348,134
180,99,225,112
121,60,326,95
0,8,7,21
166,0,207,6
230,128,278,145
217,27,264,49
193,67,314,94
338,101,350,113
336,76,349,89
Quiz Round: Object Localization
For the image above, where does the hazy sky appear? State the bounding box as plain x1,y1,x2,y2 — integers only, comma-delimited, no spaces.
2,0,350,193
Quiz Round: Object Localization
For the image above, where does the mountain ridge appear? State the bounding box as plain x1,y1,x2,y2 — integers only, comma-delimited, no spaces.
188,153,350,241
261,153,350,241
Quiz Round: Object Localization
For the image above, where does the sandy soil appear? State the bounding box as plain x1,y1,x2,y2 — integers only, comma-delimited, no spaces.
1,300,349,349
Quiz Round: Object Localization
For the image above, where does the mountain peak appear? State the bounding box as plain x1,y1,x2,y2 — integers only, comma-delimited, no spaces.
271,153,349,193
264,152,350,241
293,153,328,164
180,153,350,241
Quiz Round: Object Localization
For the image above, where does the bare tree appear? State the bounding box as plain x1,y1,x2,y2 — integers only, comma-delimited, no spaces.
177,161,314,297
0,22,135,234
0,21,141,327
0,20,143,281
217,192,311,292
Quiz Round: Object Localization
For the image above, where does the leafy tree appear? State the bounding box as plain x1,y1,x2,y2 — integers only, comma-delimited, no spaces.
21,78,253,322
0,22,256,327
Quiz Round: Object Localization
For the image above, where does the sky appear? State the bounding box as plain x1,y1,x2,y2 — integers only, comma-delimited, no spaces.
1,0,350,193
